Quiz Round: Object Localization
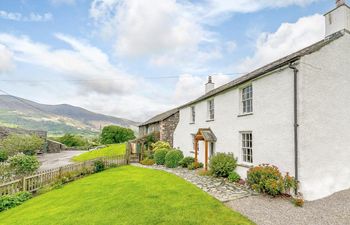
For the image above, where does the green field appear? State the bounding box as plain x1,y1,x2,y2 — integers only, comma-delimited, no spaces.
0,166,254,225
72,143,126,162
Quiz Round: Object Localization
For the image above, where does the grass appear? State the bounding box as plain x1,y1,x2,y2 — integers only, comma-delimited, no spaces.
0,166,254,225
72,143,126,162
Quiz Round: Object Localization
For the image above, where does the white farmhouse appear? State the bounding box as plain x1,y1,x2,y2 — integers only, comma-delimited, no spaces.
173,2,350,201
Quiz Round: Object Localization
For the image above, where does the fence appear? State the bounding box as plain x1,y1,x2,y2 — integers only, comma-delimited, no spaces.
0,154,127,196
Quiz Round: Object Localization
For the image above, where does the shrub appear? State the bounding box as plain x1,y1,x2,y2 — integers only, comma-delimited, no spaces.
0,134,44,156
94,160,105,173
228,171,241,183
292,198,304,207
179,157,195,168
140,158,155,166
0,150,8,162
209,153,237,177
0,191,32,212
8,153,40,175
188,162,203,170
197,169,211,176
247,164,297,197
284,173,298,194
58,134,87,147
151,141,171,151
154,148,169,165
100,125,135,144
165,149,184,168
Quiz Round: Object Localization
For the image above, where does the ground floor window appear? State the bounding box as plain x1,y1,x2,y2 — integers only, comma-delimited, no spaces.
241,132,253,163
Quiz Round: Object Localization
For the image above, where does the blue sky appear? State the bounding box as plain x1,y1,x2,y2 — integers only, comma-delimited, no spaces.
0,0,335,121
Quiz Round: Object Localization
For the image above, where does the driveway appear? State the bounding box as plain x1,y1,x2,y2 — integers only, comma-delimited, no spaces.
37,151,86,171
227,189,350,225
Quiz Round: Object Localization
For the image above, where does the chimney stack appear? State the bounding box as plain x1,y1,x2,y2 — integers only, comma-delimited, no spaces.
324,0,350,36
205,76,215,94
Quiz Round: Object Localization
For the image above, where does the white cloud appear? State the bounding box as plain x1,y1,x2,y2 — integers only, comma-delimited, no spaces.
0,44,13,73
173,74,232,104
0,33,135,94
204,0,320,17
236,14,324,72
0,10,52,22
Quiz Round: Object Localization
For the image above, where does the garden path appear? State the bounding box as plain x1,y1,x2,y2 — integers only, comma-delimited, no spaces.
133,164,255,202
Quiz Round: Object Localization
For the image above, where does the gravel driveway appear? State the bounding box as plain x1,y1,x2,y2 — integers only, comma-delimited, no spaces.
37,150,86,171
227,189,350,225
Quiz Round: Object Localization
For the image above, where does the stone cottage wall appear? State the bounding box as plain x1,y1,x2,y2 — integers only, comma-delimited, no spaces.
47,139,66,153
160,112,179,147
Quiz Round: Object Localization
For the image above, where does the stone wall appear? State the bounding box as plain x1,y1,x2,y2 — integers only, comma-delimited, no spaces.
160,112,179,147
138,123,160,137
46,139,66,153
0,126,47,140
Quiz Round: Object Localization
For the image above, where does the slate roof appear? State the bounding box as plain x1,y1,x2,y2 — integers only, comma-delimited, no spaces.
197,128,217,142
139,107,179,126
179,30,348,109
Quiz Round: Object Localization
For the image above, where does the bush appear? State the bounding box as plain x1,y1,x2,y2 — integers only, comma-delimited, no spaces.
0,150,8,162
8,153,40,175
58,134,87,147
228,171,241,183
151,141,171,151
187,162,203,170
179,157,195,168
197,169,211,176
100,125,135,144
140,158,155,166
209,153,237,177
0,191,32,212
247,164,297,197
165,149,184,168
94,160,105,173
154,148,169,165
0,134,44,156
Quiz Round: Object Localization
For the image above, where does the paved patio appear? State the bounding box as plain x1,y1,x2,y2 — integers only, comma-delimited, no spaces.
37,150,86,171
133,164,254,202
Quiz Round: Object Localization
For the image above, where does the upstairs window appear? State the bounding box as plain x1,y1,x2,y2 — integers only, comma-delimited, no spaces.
242,85,253,114
207,99,215,120
241,132,253,163
190,106,195,123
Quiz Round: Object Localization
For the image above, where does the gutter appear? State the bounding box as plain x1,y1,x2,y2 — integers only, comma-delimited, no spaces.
289,62,299,194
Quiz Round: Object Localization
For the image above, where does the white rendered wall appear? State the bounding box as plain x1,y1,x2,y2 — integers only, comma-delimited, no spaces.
173,67,295,179
298,33,350,200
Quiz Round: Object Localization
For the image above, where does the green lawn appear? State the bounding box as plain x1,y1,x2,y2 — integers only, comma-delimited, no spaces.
0,166,254,225
72,143,126,162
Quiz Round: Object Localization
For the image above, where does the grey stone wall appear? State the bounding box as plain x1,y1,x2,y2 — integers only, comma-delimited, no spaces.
0,126,47,140
47,139,66,153
160,112,179,147
138,123,160,137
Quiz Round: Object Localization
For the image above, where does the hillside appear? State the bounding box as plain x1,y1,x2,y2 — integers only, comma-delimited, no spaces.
0,95,138,136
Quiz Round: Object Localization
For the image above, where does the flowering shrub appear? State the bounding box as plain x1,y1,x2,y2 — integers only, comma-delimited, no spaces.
247,164,297,197
151,141,171,152
140,158,155,166
209,153,237,177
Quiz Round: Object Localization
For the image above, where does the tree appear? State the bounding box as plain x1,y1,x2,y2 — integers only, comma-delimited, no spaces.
100,125,135,144
0,134,44,156
58,134,87,147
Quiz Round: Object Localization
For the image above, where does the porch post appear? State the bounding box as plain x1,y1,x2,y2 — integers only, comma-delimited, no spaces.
194,139,198,163
204,141,208,171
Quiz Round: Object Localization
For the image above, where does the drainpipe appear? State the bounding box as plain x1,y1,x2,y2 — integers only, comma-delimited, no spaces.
289,62,299,194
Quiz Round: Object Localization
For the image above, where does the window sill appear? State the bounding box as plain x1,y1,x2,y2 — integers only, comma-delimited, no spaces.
237,163,253,168
189,122,195,125
237,112,253,117
206,119,215,122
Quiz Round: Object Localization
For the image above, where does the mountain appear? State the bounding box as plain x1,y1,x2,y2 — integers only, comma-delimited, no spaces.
0,95,139,136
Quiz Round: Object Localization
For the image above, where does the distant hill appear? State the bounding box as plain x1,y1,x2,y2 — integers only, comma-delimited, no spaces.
0,95,139,136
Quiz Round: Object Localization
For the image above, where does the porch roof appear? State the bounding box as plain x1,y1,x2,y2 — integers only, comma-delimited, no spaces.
196,128,217,142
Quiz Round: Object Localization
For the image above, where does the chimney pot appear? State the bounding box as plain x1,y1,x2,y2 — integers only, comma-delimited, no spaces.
336,0,346,7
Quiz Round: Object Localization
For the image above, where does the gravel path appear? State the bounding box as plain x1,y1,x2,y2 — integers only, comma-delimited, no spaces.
227,189,350,225
133,164,254,202
37,150,86,171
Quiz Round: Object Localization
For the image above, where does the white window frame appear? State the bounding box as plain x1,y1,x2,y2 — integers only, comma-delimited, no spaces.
241,131,253,164
240,84,253,114
207,99,215,121
190,106,195,124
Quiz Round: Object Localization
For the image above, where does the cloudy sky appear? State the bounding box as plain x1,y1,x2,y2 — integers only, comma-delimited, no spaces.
0,0,334,121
